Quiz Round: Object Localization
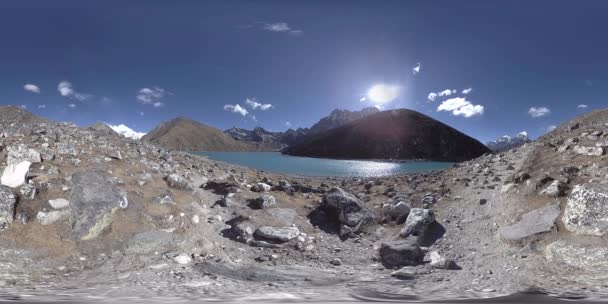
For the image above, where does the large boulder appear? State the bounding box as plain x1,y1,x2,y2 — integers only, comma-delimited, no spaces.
546,241,608,272
499,204,560,241
69,172,128,240
323,187,371,228
0,186,16,229
6,144,41,166
378,238,424,268
400,208,435,238
563,183,608,236
1,161,31,188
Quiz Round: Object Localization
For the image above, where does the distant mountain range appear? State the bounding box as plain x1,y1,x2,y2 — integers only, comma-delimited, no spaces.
142,106,489,161
486,131,530,152
223,107,381,150
283,109,490,162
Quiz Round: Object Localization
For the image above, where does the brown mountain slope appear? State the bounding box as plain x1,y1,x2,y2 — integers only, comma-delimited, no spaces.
142,117,266,152
283,109,491,161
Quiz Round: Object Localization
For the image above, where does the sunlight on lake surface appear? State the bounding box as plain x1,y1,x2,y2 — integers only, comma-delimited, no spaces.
197,152,453,177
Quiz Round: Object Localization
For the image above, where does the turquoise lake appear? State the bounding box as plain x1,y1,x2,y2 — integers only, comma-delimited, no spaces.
196,152,454,177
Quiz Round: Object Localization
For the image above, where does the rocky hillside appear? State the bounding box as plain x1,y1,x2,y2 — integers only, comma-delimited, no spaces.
142,117,270,152
1,105,608,301
486,131,530,152
284,109,491,161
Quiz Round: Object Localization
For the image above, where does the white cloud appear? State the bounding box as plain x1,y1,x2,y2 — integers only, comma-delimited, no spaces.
67,103,76,108
285,121,292,127
528,106,550,118
359,96,367,102
577,104,588,109
547,125,557,132
138,111,144,116
37,104,46,109
19,104,27,109
437,97,484,118
262,22,302,35
58,81,90,101
24,83,40,93
245,98,273,110
412,62,421,75
438,89,454,97
223,104,248,116
462,87,473,94
137,87,169,107
107,124,146,140
427,92,438,102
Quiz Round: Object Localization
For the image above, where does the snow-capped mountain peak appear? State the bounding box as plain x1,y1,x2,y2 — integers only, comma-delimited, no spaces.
107,124,146,140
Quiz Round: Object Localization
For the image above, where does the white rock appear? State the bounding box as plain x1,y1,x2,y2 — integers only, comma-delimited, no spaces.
573,145,604,156
1,161,32,188
49,198,70,209
192,215,200,224
36,209,70,225
173,253,192,265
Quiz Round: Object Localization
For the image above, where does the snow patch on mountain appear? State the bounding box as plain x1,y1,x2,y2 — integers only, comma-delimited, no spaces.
107,124,146,140
486,131,530,152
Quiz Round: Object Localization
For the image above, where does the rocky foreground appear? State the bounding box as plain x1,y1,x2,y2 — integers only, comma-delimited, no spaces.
0,106,608,302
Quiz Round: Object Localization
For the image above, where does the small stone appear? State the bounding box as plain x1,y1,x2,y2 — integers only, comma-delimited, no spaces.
329,259,342,266
49,198,70,209
173,253,192,265
252,183,271,192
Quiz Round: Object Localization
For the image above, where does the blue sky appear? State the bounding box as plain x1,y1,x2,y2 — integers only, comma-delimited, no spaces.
1,0,606,142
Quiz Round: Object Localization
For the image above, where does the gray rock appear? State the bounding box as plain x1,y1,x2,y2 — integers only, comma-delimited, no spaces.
56,142,78,157
0,186,16,229
252,182,271,192
69,171,128,240
573,145,604,156
563,183,608,236
512,172,531,183
253,195,276,209
378,238,424,268
546,241,608,272
383,201,410,224
429,251,459,270
323,187,371,227
49,198,70,209
165,174,190,190
6,144,41,166
499,204,560,241
400,208,435,238
109,150,122,160
36,209,70,225
254,226,300,243
19,183,36,200
539,180,568,197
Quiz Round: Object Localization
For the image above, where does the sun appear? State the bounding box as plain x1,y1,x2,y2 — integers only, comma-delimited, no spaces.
367,84,400,104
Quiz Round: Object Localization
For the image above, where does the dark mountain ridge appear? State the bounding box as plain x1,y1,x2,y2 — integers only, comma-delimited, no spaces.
283,109,490,162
